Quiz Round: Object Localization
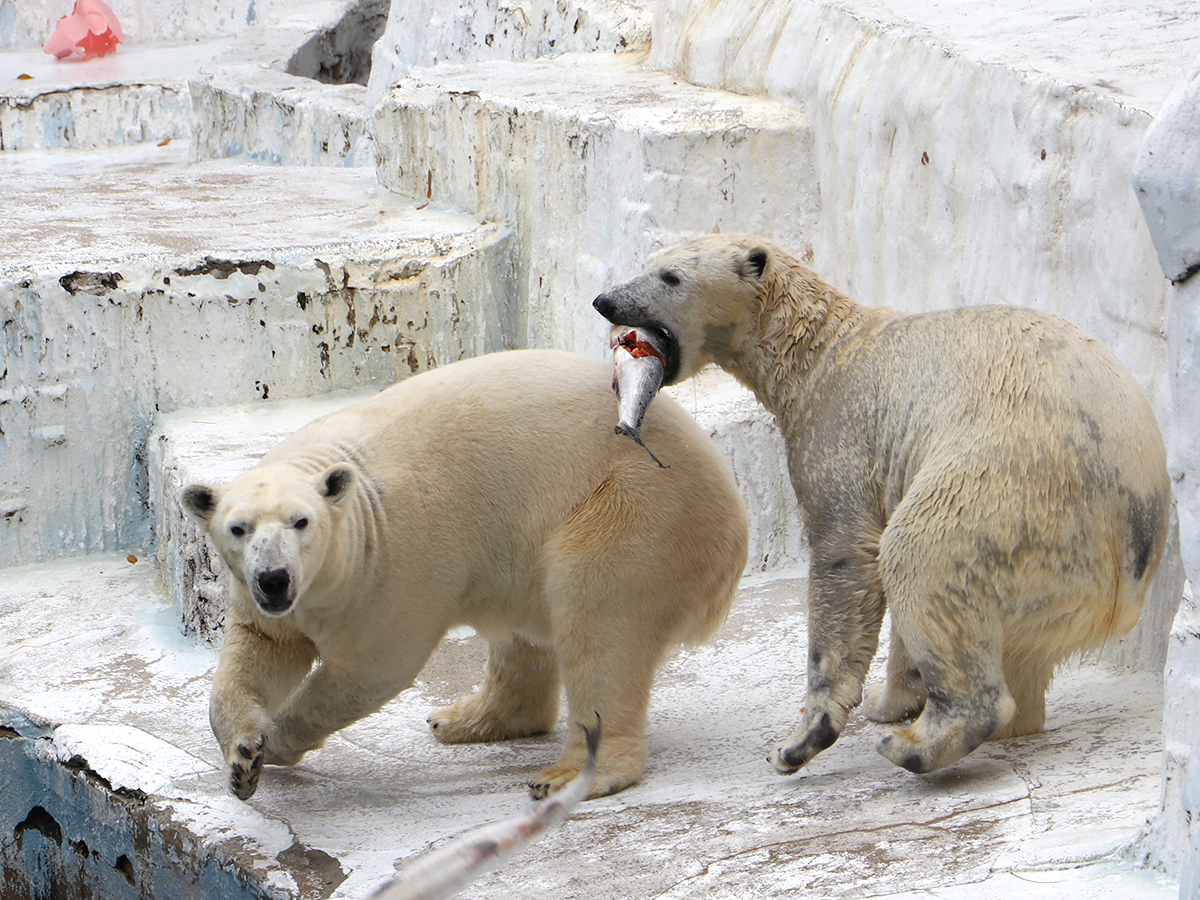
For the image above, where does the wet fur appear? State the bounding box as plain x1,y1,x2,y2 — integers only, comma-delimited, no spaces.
593,234,1170,775
181,350,748,800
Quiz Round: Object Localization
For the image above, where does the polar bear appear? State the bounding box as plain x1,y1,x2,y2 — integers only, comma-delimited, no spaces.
179,349,748,801
593,234,1171,776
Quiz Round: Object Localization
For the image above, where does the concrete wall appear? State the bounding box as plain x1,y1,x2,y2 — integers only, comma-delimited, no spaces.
645,0,1185,672
0,0,278,49
1133,51,1200,889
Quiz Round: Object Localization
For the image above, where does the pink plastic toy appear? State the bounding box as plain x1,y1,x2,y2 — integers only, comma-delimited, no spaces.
43,0,123,60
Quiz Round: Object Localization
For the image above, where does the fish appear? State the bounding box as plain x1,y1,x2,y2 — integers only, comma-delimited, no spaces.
611,326,669,468
365,718,601,900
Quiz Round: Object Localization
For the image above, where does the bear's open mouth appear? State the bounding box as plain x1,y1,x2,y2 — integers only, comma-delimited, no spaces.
605,321,679,384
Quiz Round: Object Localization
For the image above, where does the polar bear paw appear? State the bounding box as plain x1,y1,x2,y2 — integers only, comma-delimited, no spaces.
227,733,266,800
428,691,555,744
862,682,925,724
528,759,634,801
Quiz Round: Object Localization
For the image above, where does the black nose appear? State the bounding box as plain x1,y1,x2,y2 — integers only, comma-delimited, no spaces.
593,293,616,321
256,568,291,599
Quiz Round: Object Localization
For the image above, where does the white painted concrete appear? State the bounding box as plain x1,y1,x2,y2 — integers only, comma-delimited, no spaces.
0,0,278,50
0,144,515,570
1134,52,1200,890
366,0,651,112
189,65,367,166
0,556,1177,898
2,0,1198,894
0,39,229,148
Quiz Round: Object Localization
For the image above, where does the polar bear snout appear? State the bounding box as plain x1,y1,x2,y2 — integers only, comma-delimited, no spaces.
592,291,681,384
253,567,295,614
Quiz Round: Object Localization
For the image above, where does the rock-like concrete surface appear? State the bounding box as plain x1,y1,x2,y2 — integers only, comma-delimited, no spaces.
189,66,368,167
0,39,230,149
374,51,815,360
0,144,515,571
0,557,1176,898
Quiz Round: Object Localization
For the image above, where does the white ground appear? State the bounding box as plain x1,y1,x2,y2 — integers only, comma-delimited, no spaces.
0,556,1177,898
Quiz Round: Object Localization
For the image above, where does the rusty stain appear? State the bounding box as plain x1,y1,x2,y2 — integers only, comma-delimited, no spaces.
174,258,275,280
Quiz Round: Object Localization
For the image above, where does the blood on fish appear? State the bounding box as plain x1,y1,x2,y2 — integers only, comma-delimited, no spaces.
616,331,666,365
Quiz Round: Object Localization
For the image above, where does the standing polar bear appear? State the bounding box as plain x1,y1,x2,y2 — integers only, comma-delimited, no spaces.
180,350,748,801
594,234,1170,776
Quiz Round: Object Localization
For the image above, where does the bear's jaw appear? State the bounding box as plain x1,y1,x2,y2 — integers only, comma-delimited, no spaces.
592,291,682,384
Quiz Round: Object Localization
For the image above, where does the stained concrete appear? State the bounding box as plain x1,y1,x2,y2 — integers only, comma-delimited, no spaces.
2,0,1197,896
0,556,1177,898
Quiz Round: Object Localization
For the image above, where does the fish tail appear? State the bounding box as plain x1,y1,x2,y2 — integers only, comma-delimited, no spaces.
615,425,669,469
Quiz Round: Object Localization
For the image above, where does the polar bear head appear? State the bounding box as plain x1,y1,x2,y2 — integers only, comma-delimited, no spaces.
592,234,777,385
179,462,356,616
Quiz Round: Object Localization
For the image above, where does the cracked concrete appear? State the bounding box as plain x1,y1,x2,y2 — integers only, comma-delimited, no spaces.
0,557,1177,898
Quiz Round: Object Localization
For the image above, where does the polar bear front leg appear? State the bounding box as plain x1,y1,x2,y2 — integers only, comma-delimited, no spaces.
209,622,316,800
267,657,423,766
770,548,887,775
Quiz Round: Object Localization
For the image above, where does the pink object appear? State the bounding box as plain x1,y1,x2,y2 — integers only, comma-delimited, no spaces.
44,0,123,60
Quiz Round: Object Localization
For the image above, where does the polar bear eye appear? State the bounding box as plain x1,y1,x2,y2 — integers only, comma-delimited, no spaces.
660,270,681,287
294,517,308,530
230,525,246,538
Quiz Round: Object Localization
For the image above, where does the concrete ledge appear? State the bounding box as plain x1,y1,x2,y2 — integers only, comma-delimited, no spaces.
0,40,231,149
0,144,516,570
0,555,1176,899
189,66,368,166
374,51,816,359
366,0,653,108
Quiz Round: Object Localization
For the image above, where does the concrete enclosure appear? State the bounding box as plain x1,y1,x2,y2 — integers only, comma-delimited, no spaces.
1,0,1199,897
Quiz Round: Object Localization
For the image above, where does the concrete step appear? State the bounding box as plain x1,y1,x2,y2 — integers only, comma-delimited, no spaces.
148,365,802,641
0,0,379,153
0,553,1175,899
0,143,516,570
188,65,369,167
0,39,230,149
372,51,816,359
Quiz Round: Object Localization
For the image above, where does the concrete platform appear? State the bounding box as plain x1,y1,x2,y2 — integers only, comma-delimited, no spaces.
188,66,368,167
0,143,515,571
0,39,230,149
373,51,816,359
0,556,1176,898
147,370,804,643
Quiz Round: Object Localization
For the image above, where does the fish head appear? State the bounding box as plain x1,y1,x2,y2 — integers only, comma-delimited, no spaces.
593,234,773,384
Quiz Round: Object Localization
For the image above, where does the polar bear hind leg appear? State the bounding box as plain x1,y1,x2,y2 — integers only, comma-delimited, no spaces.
429,635,561,744
872,498,1019,773
862,621,927,724
528,467,738,800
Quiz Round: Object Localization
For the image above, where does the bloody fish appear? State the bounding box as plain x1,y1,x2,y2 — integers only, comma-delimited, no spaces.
366,719,600,900
612,327,669,468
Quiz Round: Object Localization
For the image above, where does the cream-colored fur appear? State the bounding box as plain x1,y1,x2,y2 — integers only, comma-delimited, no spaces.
593,234,1170,775
180,350,748,800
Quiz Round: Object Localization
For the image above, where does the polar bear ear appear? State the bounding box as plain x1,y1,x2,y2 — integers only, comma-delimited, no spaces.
180,483,220,528
738,246,770,281
318,463,356,504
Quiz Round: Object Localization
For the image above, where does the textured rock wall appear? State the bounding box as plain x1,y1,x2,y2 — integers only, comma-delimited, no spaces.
1134,51,1200,885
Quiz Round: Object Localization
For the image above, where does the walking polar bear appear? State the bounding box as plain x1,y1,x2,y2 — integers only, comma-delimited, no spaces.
180,350,748,801
594,234,1171,776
